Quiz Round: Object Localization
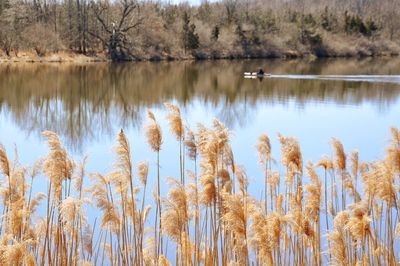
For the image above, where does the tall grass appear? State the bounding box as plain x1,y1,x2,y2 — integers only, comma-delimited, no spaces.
0,104,400,265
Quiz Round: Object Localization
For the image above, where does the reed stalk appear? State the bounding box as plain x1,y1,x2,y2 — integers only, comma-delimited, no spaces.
1,113,400,266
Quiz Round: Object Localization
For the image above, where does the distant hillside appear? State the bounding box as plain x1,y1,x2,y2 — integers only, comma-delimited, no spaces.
1,0,399,61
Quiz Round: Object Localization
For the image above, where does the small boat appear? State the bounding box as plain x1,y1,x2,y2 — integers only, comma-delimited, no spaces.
244,72,271,78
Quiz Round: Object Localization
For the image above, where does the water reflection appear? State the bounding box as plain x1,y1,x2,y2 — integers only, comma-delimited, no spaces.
0,58,400,151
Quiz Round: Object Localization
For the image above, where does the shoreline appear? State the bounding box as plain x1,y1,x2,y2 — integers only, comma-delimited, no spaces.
0,50,399,64
0,51,108,64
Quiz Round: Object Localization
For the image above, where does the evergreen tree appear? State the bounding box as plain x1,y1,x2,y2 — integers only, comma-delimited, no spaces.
211,25,219,41
181,11,199,53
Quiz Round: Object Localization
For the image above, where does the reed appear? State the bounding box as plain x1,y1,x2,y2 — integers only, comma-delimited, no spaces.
255,134,272,213
164,103,185,185
143,110,163,259
0,105,399,265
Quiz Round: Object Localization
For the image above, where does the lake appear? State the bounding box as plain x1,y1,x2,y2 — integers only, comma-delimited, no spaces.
1,57,400,264
1,58,399,180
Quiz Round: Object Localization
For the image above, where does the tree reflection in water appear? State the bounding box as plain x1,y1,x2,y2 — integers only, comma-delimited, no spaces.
0,58,400,152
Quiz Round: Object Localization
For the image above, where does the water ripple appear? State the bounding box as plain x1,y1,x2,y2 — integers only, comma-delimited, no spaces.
270,75,400,84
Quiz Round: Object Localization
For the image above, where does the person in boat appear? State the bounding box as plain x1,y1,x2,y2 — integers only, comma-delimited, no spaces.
258,69,264,75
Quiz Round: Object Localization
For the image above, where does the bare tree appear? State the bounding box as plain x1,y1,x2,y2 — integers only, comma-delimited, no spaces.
0,2,28,56
90,0,142,61
381,0,400,41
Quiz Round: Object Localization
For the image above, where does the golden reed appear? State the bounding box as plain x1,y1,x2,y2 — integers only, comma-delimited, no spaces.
0,103,399,265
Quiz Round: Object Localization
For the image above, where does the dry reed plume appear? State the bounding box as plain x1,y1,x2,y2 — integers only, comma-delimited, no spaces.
0,105,400,265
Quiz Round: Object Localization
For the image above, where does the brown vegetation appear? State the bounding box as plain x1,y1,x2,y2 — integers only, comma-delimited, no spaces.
1,0,400,61
0,103,400,264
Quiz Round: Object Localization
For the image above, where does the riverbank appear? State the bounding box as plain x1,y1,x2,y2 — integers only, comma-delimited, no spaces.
0,51,107,63
1,40,399,64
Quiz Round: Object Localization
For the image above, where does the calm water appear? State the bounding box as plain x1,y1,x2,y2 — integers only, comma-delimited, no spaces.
1,57,400,197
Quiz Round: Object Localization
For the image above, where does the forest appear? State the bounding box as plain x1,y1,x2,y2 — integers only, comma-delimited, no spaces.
0,0,399,61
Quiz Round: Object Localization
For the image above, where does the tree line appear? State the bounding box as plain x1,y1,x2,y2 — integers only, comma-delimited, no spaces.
0,0,399,61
